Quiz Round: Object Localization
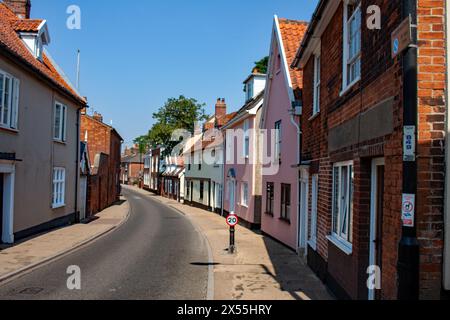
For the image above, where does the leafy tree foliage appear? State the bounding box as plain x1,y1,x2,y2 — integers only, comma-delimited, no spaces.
254,56,269,74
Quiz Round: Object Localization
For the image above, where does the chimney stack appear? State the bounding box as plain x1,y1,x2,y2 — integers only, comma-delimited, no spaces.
215,98,227,119
4,0,31,19
93,112,103,123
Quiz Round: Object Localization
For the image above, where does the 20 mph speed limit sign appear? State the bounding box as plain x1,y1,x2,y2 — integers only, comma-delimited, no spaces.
226,215,239,227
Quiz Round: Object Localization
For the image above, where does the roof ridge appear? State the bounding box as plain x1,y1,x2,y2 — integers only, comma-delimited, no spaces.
278,18,309,25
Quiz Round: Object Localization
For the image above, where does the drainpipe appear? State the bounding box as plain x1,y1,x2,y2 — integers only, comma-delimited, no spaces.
74,107,81,223
397,0,420,300
444,0,450,292
221,132,226,217
289,106,303,253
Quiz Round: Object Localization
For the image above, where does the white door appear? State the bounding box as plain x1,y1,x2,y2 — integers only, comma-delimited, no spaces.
298,168,309,254
369,158,385,300
79,176,88,221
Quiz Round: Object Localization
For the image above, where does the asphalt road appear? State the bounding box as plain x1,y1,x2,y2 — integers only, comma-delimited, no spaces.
0,187,210,300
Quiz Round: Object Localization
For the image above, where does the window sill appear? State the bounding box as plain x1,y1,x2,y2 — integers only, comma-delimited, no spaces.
308,112,320,121
0,126,19,134
308,239,317,251
279,217,291,225
52,204,66,210
340,77,360,97
240,204,249,208
54,139,67,145
326,235,353,255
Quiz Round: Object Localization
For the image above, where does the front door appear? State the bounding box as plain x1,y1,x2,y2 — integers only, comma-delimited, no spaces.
0,173,3,243
298,168,309,254
369,158,385,300
79,176,87,221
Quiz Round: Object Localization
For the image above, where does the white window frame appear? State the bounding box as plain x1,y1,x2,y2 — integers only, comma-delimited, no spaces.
313,54,321,115
241,182,249,207
342,0,362,94
309,174,319,250
52,167,66,208
328,161,354,254
0,69,20,130
243,119,250,159
274,121,282,163
54,102,67,142
246,82,254,102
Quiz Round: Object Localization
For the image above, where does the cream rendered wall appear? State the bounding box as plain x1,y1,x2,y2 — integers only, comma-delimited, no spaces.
0,56,79,236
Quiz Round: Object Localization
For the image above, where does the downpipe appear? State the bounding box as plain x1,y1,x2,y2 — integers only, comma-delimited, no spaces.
397,0,420,300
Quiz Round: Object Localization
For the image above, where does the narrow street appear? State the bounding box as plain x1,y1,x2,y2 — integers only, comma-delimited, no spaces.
0,187,209,300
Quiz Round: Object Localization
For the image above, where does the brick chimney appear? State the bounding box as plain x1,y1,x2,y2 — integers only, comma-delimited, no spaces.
215,98,227,119
93,112,103,123
4,0,31,19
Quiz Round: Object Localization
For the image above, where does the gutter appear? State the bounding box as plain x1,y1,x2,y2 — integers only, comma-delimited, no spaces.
397,0,420,300
291,0,328,68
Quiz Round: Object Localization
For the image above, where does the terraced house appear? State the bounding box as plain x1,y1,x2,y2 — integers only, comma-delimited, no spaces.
292,0,447,300
261,16,308,251
0,0,87,243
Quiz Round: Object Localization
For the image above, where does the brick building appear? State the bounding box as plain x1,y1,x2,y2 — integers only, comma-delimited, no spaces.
121,146,144,186
292,0,447,300
80,110,123,216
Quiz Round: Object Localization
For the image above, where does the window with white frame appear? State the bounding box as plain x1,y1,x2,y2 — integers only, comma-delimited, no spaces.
281,184,291,221
243,119,250,159
309,175,319,248
343,0,362,89
332,161,354,248
313,55,321,115
274,121,282,164
241,182,249,207
246,82,254,102
54,102,67,142
0,70,20,130
52,168,66,208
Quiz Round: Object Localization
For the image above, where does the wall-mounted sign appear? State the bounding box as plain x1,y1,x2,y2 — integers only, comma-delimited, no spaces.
402,193,415,227
392,16,413,58
403,126,416,162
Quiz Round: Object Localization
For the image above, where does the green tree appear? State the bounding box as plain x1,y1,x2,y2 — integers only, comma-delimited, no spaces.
136,96,208,155
254,56,269,74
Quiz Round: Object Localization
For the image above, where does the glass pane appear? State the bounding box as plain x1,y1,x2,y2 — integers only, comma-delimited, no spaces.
340,166,348,238
3,77,10,125
54,105,61,139
333,167,339,233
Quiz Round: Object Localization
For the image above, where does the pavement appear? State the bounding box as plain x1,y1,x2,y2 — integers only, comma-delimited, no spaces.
130,186,334,300
0,187,209,300
0,198,130,284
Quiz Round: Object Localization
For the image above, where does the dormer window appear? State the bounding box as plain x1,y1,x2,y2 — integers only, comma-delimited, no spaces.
15,20,51,60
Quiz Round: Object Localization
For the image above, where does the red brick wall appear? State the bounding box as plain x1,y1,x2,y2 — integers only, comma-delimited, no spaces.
301,0,445,299
416,0,446,300
81,115,122,210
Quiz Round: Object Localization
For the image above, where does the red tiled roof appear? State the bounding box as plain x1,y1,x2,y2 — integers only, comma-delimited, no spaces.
0,3,86,105
12,19,43,32
278,18,308,91
217,112,237,127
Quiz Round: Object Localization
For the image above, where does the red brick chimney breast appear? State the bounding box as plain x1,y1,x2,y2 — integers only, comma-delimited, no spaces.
215,98,227,119
4,0,31,19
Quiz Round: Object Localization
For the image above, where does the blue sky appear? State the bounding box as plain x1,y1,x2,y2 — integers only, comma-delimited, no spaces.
32,0,318,146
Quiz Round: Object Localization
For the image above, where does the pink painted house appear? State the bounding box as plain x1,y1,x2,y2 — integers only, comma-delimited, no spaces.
222,71,265,229
260,17,308,250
